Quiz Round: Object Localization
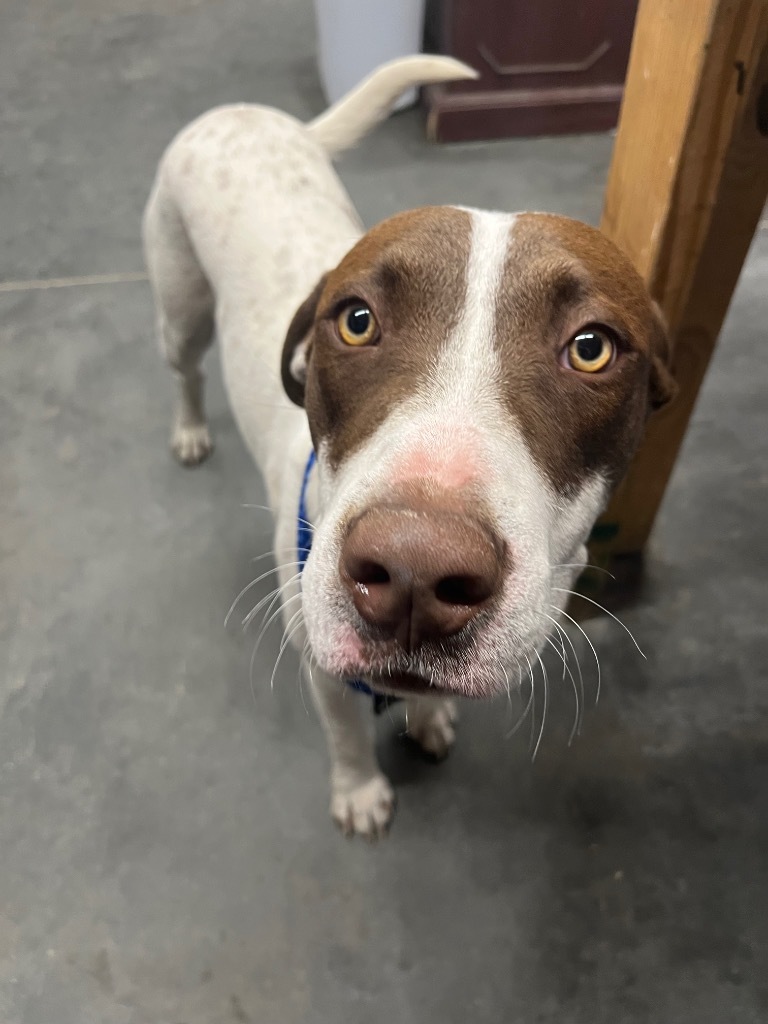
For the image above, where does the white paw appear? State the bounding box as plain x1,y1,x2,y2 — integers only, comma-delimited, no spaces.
407,699,458,760
171,423,213,466
331,774,395,839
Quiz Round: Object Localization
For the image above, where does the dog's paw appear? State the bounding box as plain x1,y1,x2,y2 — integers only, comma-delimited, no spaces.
171,423,213,466
407,699,458,760
331,774,395,839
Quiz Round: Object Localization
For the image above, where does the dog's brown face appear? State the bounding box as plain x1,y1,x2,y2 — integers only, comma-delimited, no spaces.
282,207,674,698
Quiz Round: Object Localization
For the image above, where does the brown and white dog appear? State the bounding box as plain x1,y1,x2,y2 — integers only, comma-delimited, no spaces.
143,57,675,838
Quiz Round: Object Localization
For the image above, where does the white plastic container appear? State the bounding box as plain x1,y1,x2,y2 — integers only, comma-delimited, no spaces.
314,0,427,111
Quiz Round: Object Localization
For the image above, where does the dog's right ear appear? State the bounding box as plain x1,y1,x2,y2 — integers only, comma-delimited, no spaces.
281,274,328,407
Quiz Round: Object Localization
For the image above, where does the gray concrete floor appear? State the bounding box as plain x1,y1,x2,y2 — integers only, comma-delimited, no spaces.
2,1,768,1022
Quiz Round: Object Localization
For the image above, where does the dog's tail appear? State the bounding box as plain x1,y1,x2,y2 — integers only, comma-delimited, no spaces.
306,55,477,157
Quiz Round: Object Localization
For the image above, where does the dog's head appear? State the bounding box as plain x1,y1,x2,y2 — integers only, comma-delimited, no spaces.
282,207,674,698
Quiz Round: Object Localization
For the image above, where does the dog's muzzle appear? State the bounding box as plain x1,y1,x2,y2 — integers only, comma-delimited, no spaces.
340,505,505,653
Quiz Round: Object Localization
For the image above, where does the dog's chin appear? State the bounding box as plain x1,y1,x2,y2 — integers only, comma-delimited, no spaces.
369,671,504,700
327,661,504,700
364,672,438,696
315,621,512,698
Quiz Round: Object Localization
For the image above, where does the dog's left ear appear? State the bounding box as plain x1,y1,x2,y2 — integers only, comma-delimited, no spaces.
281,274,328,407
648,301,677,412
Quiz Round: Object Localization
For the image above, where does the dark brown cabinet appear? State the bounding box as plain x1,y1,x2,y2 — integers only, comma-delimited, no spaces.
424,0,639,140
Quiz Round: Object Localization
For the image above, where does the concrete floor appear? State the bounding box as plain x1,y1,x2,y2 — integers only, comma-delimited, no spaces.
2,1,768,1022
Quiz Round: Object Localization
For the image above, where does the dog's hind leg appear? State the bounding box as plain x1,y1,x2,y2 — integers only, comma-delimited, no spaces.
143,183,215,466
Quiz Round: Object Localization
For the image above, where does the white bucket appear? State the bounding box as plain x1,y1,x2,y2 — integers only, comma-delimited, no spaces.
314,0,427,111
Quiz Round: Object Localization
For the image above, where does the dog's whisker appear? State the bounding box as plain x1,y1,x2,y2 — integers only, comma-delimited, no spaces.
552,587,646,658
504,651,536,741
249,545,306,565
226,572,282,627
304,646,319,699
558,633,567,681
249,591,304,687
270,608,306,691
501,662,512,706
240,503,273,514
550,604,603,707
242,571,303,630
528,653,538,753
297,640,312,715
225,561,303,628
504,659,534,739
252,588,303,648
551,562,616,580
532,606,585,738
241,584,284,629
241,569,303,630
246,590,301,706
532,649,549,761
509,683,535,741
242,503,316,534
249,594,303,698
561,625,584,735
541,632,580,746
544,613,586,736
278,607,305,654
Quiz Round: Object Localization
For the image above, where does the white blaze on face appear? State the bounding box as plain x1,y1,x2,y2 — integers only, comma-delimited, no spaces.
302,209,609,692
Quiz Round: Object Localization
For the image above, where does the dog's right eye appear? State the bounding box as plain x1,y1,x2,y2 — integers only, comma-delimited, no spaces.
562,326,617,373
336,304,378,346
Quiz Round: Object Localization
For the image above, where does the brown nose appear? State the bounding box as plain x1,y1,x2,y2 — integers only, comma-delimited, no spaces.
340,507,503,652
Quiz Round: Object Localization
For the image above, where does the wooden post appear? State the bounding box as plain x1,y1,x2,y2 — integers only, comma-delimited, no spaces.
592,0,768,559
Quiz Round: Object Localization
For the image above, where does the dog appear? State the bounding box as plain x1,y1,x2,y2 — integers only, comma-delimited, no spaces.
143,56,675,838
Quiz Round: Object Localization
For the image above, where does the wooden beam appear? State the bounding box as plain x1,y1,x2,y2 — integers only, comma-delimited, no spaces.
592,0,768,557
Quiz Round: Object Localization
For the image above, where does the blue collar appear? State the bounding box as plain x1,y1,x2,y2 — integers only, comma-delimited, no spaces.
296,449,316,574
297,451,397,710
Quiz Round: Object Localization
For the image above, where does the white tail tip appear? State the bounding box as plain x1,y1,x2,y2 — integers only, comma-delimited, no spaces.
307,55,478,156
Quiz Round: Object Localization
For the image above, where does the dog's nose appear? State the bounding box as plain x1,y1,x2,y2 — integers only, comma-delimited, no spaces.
340,507,503,651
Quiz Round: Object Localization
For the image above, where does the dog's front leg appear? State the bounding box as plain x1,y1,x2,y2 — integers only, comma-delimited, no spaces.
306,664,395,838
405,696,458,760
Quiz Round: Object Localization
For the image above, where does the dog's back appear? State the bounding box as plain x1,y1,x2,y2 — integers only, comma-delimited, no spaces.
142,56,477,497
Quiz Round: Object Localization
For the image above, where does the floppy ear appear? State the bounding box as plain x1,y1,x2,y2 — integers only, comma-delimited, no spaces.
280,274,328,407
648,300,677,411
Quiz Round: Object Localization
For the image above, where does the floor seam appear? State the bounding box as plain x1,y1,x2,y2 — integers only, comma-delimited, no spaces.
0,271,149,293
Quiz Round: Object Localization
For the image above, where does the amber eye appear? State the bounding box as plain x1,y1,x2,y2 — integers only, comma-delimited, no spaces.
565,327,616,373
336,304,378,346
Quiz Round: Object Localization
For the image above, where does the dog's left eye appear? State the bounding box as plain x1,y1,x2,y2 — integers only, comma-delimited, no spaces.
564,327,616,373
336,304,378,346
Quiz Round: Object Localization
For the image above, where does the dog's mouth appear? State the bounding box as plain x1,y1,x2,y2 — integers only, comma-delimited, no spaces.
319,615,513,699
333,644,506,699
